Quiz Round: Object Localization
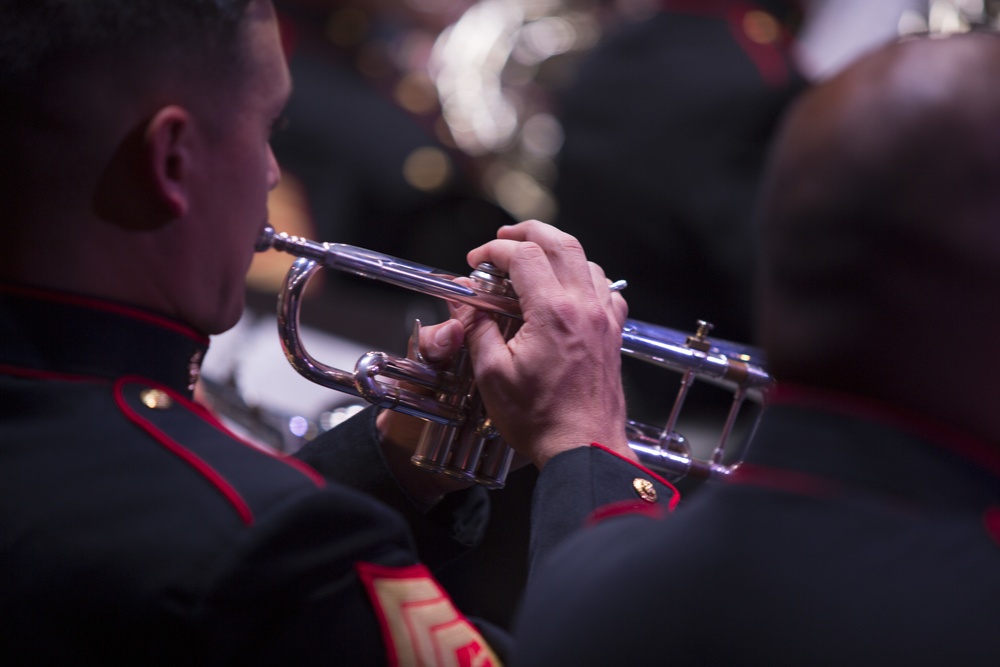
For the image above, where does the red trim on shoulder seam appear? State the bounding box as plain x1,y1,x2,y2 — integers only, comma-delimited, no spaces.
661,0,794,88
590,442,681,510
184,394,326,488
0,364,108,384
984,507,1000,550
115,377,255,526
115,377,255,525
770,383,1000,481
727,462,842,498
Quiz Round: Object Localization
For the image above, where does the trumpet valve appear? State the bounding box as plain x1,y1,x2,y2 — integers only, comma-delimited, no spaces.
470,262,515,297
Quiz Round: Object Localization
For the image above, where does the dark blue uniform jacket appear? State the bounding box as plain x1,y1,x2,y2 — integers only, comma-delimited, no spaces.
0,285,676,665
513,385,1000,665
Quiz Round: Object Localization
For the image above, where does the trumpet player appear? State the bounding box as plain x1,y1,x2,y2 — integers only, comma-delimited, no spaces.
0,1,676,664
513,31,1000,665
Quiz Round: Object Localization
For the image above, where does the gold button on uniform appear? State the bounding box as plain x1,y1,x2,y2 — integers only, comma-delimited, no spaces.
139,389,173,410
632,478,657,503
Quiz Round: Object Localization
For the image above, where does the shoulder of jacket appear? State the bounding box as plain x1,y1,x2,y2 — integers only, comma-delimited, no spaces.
114,376,328,527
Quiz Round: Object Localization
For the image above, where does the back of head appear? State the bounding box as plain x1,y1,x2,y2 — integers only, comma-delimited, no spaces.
0,0,255,228
755,32,1000,435
0,0,253,87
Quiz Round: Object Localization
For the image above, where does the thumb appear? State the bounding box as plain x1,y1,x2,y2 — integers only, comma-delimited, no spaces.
416,318,465,365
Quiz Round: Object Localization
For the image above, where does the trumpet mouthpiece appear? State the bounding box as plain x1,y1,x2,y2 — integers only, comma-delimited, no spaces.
255,226,276,252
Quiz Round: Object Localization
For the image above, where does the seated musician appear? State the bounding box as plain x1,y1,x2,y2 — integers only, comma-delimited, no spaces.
511,31,1000,665
0,1,676,663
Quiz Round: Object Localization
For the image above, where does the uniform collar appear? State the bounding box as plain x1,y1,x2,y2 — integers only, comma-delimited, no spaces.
0,284,209,396
737,383,1000,508
662,0,803,25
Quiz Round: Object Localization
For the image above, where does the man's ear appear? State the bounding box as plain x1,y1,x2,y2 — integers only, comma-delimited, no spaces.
145,105,193,218
92,105,195,230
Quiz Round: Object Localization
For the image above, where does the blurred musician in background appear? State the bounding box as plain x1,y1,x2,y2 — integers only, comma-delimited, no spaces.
254,0,515,355
0,1,676,663
512,31,1000,665
552,0,808,428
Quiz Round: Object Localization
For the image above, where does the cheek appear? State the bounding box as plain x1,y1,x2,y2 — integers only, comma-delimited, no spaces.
248,143,277,210
228,143,275,224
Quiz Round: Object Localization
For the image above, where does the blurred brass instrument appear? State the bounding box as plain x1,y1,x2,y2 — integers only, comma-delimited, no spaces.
256,227,774,488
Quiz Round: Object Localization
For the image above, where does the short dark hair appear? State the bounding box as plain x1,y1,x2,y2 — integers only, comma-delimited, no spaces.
1,0,255,94
0,0,260,223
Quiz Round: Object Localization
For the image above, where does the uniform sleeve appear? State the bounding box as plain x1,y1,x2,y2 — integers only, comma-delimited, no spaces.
200,482,507,666
529,444,678,573
293,406,490,569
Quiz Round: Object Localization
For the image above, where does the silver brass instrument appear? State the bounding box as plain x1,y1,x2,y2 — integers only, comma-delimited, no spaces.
256,227,774,488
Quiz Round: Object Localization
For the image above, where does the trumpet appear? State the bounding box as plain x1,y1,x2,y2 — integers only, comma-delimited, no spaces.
255,227,774,488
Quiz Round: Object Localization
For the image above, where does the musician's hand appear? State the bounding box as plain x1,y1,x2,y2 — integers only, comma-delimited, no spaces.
462,220,634,468
375,318,473,510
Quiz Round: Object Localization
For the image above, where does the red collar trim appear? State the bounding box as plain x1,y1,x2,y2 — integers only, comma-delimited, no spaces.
0,283,208,344
769,384,1000,480
984,507,1000,550
727,462,843,498
660,0,797,88
0,363,108,384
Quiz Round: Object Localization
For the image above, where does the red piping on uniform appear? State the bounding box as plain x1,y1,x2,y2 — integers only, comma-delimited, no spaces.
661,0,794,88
182,391,326,488
591,442,681,510
0,283,208,344
115,376,256,525
587,500,666,526
276,455,327,489
0,363,107,384
984,507,1000,550
3,361,328,491
727,462,842,498
771,383,1000,481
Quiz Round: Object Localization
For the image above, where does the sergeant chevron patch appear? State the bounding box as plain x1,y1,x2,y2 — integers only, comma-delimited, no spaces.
357,562,501,667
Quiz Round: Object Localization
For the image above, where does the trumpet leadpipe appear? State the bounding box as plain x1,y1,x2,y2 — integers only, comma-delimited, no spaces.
256,226,522,318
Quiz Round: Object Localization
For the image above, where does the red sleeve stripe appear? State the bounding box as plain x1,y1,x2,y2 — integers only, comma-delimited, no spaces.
587,499,667,526
355,561,501,667
356,563,427,667
591,442,681,511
